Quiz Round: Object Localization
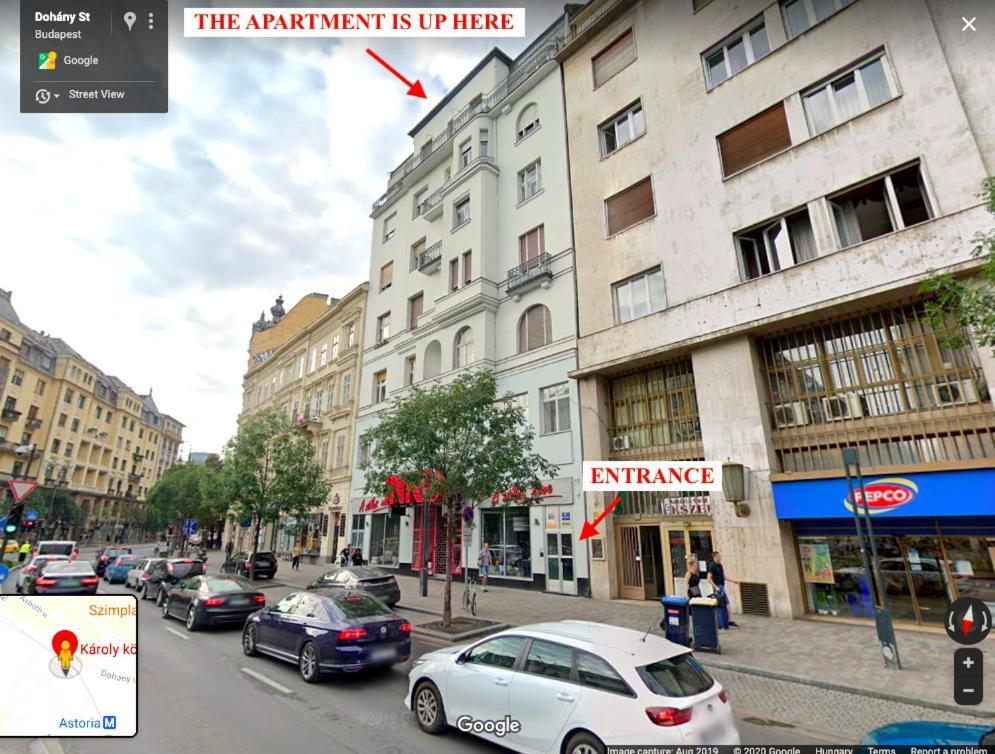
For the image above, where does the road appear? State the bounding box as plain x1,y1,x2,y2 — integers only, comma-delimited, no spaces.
2,543,833,753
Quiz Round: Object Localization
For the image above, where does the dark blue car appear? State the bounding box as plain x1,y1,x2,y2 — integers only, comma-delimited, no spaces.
241,590,412,683
862,722,995,746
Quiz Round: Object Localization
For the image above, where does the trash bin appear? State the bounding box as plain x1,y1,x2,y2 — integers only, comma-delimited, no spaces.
689,597,721,653
660,595,691,647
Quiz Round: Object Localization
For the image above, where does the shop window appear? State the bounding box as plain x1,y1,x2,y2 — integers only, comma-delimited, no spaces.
349,514,366,550
482,507,532,578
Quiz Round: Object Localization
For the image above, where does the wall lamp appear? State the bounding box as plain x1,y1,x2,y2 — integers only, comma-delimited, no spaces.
721,461,751,518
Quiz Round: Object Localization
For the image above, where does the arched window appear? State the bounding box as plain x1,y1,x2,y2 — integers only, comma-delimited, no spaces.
453,327,474,368
518,305,552,353
424,340,442,379
516,103,539,141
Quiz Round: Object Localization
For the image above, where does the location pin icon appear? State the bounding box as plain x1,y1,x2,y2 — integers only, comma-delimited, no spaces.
124,12,136,31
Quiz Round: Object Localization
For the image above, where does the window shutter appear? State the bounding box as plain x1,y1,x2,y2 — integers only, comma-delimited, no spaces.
449,259,459,291
718,103,791,176
380,261,393,289
409,294,423,328
463,251,472,284
606,177,654,236
592,29,635,87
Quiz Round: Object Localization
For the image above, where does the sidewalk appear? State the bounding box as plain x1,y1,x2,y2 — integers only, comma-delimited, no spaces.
275,558,992,718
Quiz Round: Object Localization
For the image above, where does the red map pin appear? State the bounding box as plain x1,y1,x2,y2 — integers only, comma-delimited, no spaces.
52,629,78,656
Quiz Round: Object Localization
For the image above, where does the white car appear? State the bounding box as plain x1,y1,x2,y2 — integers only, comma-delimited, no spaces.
125,557,164,590
16,555,69,593
34,540,76,558
406,620,739,754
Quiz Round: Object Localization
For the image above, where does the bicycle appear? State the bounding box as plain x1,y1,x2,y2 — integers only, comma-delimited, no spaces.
462,576,479,616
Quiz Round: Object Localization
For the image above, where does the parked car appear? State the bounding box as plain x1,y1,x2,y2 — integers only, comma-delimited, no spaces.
34,540,76,558
220,551,278,580
16,554,69,593
29,561,100,595
161,575,266,631
308,565,401,607
862,722,995,745
142,558,206,604
104,554,140,584
4,540,20,556
406,620,740,754
93,546,133,576
126,557,164,590
242,590,411,682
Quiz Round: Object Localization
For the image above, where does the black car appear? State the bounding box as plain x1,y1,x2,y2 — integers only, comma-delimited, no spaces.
161,575,266,631
31,561,100,595
308,566,401,607
93,546,134,576
142,558,206,603
221,551,278,580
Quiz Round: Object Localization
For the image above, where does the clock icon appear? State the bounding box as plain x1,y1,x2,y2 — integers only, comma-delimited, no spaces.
35,88,51,105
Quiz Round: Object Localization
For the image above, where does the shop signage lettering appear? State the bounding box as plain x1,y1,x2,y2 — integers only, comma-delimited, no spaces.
843,477,918,515
491,483,556,504
355,475,564,513
661,498,712,516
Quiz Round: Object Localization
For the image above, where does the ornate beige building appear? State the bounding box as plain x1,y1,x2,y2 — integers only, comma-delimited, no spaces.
232,284,367,562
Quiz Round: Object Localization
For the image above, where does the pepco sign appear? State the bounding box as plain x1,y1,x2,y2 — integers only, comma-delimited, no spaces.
842,477,919,515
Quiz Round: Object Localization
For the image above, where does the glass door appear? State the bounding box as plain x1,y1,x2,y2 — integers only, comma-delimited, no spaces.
666,528,687,597
901,536,951,626
545,505,576,595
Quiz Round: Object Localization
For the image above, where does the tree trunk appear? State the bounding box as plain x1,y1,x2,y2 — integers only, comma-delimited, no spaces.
252,516,261,553
442,499,454,627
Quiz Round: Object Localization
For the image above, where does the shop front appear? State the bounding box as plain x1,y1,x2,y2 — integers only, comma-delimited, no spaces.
773,468,995,627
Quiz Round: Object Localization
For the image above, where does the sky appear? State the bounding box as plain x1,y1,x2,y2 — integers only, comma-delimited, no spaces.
0,0,564,456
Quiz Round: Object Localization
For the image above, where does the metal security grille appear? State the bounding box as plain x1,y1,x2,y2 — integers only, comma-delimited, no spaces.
739,582,771,616
761,302,995,474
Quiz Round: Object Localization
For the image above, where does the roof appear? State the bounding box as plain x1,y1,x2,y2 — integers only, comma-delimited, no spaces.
141,393,159,414
0,289,21,327
511,621,687,664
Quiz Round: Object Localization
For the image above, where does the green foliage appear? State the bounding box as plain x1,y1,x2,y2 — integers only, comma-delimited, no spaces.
24,487,81,525
921,177,995,349
145,462,223,531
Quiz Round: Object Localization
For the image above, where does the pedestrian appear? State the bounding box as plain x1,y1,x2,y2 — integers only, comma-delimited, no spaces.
685,555,702,598
351,546,363,566
340,546,351,567
18,541,30,564
225,539,234,563
478,542,492,592
291,542,302,571
70,547,78,561
708,551,739,629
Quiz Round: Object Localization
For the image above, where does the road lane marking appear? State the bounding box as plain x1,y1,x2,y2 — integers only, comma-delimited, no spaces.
241,667,293,694
164,627,190,641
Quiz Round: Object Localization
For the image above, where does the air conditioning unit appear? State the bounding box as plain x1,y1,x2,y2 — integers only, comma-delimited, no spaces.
612,435,631,451
822,393,863,422
773,401,809,429
932,379,978,406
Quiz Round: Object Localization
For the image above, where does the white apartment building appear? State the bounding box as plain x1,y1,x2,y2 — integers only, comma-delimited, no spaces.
560,0,995,625
350,21,591,596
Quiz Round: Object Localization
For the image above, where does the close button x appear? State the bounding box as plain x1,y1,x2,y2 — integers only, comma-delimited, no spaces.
962,16,977,31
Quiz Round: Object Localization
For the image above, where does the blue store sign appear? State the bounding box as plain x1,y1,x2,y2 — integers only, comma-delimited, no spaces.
773,468,995,520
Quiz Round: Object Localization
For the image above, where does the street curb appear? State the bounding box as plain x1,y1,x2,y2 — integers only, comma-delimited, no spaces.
396,602,445,616
412,621,510,644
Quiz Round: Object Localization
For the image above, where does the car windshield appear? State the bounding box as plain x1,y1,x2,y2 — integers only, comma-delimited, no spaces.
351,567,389,580
45,562,95,576
638,653,715,697
253,552,276,562
117,556,139,566
206,577,254,593
34,556,67,566
329,593,392,619
169,561,205,578
38,543,74,555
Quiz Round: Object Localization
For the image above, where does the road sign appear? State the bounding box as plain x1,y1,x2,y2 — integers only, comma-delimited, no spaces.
0,564,9,585
240,518,251,528
182,519,199,536
7,480,37,502
25,511,38,522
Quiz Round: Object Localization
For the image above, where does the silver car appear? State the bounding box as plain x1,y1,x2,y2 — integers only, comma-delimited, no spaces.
126,557,165,590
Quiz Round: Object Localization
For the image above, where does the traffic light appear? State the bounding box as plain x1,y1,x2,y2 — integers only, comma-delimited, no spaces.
4,502,24,535
22,519,35,532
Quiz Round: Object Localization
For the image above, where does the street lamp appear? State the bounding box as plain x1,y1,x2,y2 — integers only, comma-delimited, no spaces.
721,461,751,518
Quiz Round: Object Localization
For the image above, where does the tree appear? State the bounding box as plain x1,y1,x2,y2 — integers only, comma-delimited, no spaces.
145,462,224,549
24,487,80,537
218,410,330,553
362,370,556,627
921,177,995,349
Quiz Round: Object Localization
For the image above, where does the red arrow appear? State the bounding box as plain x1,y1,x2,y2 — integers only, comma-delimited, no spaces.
365,48,427,99
579,495,622,541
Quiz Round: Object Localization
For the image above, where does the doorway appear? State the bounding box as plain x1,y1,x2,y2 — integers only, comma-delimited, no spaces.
663,525,714,597
545,505,576,595
639,526,665,600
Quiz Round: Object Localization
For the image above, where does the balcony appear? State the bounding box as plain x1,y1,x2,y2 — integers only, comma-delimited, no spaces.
418,188,444,220
1,407,21,422
128,472,141,483
132,452,144,462
0,440,16,453
417,241,443,273
507,253,553,296
26,417,43,430
295,413,323,432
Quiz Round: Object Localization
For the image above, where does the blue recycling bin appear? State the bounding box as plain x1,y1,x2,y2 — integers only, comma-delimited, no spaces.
660,595,691,646
690,597,721,653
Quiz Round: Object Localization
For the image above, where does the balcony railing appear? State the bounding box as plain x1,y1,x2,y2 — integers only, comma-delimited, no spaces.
128,472,141,482
417,187,443,217
507,253,553,294
417,241,443,272
26,417,43,430
1,407,21,421
132,452,144,462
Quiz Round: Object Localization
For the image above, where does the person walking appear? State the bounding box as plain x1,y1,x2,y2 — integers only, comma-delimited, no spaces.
685,555,702,598
351,546,363,567
18,541,31,564
291,542,302,571
478,542,492,592
707,551,739,629
339,546,350,567
225,539,234,563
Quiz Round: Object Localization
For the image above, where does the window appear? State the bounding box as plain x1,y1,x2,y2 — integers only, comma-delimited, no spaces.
64,442,73,458
51,439,61,454
459,139,472,169
517,103,539,140
409,293,424,330
453,196,470,228
373,371,387,403
71,418,80,432
703,17,770,89
518,305,552,353
519,225,545,263
782,0,854,38
600,101,645,156
58,413,67,428
479,129,489,157
314,387,323,415
462,250,472,285
639,654,715,697
383,213,396,242
11,369,23,386
64,389,73,404
331,334,339,359
297,356,305,378
524,640,574,681
309,348,317,373
606,177,654,236
411,238,426,271
335,433,346,467
803,54,894,135
327,380,335,410
829,163,932,248
541,383,571,434
518,160,542,202
0,329,9,342
376,313,391,345
95,406,102,419
718,103,791,176
454,327,474,368
612,268,666,323
737,208,818,280
380,261,394,291
341,373,352,403
592,29,635,87
346,323,356,347
449,259,460,292
319,343,328,367
404,355,417,386
358,436,371,467
413,187,427,218
35,379,46,395
464,636,526,669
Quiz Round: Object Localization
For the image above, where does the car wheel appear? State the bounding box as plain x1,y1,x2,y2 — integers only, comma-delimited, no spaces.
161,598,171,619
299,641,321,683
413,681,446,734
242,624,258,656
185,606,199,632
155,588,165,607
564,731,605,754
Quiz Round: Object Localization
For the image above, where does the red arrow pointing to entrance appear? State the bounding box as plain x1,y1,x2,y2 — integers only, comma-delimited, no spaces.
579,495,622,541
365,48,427,98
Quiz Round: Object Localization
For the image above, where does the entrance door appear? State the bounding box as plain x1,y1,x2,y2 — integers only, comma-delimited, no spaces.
617,525,644,600
639,526,665,600
666,528,688,597
546,531,576,594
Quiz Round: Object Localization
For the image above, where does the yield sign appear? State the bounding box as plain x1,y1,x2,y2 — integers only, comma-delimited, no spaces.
8,479,38,502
